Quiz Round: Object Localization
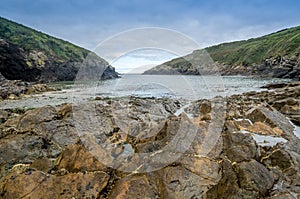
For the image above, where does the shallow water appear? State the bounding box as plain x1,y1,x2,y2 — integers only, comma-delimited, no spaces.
0,74,291,109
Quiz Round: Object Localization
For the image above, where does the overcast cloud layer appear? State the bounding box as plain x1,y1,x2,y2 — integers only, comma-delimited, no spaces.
1,0,299,72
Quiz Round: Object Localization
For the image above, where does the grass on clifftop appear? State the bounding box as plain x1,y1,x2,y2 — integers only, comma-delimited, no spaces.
203,26,300,66
0,17,90,63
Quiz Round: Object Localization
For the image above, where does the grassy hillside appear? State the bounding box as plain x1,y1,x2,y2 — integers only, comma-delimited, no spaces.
144,26,300,79
0,17,90,63
0,17,118,82
199,26,300,66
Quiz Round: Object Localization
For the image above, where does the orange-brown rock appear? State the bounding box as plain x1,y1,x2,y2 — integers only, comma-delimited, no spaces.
1,170,109,198
57,144,109,173
247,122,284,136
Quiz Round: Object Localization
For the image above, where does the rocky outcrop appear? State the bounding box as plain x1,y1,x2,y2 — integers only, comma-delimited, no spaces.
0,82,299,198
0,17,119,82
220,55,300,80
144,55,300,80
144,26,300,80
0,73,55,100
0,39,119,82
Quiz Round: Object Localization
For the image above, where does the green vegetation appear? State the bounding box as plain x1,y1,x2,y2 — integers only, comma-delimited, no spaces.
151,26,300,71
203,26,300,66
0,17,90,63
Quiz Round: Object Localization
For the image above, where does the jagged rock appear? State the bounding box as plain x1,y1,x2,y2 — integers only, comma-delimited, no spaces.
206,159,238,198
268,193,297,199
223,130,259,162
246,106,294,137
179,156,221,183
57,144,109,173
0,105,78,178
0,132,62,178
0,72,55,100
29,158,56,173
246,121,284,136
0,17,119,82
261,145,300,197
0,110,9,124
0,83,299,198
235,160,274,195
0,170,109,198
154,165,218,198
108,175,158,199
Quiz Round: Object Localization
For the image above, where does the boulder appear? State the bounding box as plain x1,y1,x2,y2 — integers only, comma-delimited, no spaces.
108,175,158,199
223,131,259,162
235,160,274,195
0,170,109,198
154,166,218,198
246,106,294,137
206,159,240,198
246,122,284,136
57,144,109,173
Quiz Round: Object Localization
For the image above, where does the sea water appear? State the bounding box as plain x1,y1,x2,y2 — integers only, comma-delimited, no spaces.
0,74,291,109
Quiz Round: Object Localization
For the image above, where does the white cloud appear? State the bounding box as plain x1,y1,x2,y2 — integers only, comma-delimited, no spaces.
111,49,177,73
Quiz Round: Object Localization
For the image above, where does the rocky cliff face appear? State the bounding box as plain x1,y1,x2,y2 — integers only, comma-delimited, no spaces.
220,55,300,80
0,17,119,82
144,54,300,80
0,82,299,198
0,39,119,82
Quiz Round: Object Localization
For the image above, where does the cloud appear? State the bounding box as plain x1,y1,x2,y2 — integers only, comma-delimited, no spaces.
0,0,299,67
111,49,177,73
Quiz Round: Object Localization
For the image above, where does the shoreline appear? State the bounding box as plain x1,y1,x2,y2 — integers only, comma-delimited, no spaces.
0,81,299,197
0,75,293,109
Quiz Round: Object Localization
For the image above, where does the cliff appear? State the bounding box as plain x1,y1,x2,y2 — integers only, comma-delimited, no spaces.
0,17,119,82
144,26,300,80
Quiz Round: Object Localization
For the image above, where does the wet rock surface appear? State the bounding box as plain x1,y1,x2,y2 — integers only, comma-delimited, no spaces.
0,73,55,100
0,82,299,198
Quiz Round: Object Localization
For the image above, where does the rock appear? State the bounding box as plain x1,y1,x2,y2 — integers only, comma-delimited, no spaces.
261,83,289,89
29,158,55,173
235,160,274,195
0,17,119,82
6,94,16,100
0,133,62,178
246,106,294,137
0,83,299,197
57,144,109,173
0,104,79,178
0,72,55,100
154,165,218,198
0,110,9,124
180,156,221,183
223,130,259,162
0,170,109,198
269,192,297,199
26,83,55,94
108,175,158,199
246,121,284,136
260,145,300,196
206,159,240,198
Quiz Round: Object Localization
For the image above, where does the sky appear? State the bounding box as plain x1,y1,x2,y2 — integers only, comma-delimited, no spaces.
1,0,299,73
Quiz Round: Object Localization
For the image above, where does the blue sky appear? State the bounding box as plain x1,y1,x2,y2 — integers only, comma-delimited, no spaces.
1,0,299,73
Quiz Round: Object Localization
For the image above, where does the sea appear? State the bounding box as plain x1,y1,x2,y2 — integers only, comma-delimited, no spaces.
0,74,292,109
